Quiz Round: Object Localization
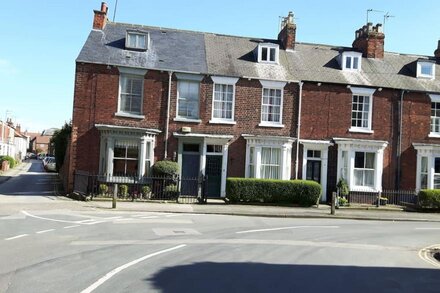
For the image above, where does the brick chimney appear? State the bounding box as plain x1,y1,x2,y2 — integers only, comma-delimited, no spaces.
278,12,296,51
434,40,440,60
352,23,385,59
16,124,21,134
93,2,108,30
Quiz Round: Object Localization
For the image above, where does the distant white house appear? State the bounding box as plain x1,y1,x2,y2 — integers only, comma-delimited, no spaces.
0,120,29,161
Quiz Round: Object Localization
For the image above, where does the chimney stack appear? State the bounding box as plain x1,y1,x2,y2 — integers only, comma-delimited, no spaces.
434,40,440,60
93,2,108,30
352,23,385,59
278,11,296,51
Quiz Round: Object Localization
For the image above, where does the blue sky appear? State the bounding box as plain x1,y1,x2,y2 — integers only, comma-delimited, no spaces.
1,0,439,132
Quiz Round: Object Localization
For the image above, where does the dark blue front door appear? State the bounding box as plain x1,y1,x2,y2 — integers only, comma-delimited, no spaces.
206,155,222,197
181,144,200,195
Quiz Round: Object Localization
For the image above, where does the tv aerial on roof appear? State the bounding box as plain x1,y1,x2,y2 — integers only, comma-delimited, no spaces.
366,9,384,24
383,12,395,31
113,0,119,22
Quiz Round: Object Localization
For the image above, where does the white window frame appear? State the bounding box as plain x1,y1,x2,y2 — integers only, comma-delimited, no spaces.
417,61,435,80
414,143,440,190
113,139,139,176
116,67,147,119
419,156,428,189
353,151,376,188
429,94,440,137
257,43,279,64
335,138,387,192
258,80,286,128
125,31,149,51
97,127,156,180
174,73,203,123
348,87,376,133
340,51,362,71
244,135,293,180
209,76,239,124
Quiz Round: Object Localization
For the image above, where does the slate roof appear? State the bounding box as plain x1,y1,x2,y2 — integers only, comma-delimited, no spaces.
288,43,440,92
77,21,440,93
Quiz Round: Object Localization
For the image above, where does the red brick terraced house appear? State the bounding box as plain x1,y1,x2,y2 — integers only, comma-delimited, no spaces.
68,3,440,202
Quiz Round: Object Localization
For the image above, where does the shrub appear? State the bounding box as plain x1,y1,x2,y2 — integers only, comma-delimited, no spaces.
337,196,348,206
337,178,349,197
152,160,179,176
418,189,440,209
142,185,151,198
226,178,321,207
99,184,108,195
164,184,179,199
119,184,129,198
0,156,16,169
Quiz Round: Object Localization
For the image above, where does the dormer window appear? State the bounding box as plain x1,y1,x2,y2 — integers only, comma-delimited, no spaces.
126,31,149,51
417,60,435,79
257,43,279,64
340,51,362,71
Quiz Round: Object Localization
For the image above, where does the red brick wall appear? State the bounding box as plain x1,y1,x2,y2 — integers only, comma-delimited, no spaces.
400,92,433,190
69,63,299,191
300,83,398,191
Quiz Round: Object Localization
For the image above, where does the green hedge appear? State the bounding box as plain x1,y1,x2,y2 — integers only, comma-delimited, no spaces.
418,189,440,209
0,156,16,169
152,160,179,176
226,178,321,206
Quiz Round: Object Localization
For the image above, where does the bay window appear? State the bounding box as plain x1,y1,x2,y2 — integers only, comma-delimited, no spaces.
260,147,281,179
336,138,387,192
96,124,158,178
244,135,293,180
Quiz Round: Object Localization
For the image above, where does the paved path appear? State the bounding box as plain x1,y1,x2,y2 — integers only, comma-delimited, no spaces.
82,199,440,222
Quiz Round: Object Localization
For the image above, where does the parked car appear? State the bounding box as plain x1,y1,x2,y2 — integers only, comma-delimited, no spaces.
44,157,56,172
42,156,55,167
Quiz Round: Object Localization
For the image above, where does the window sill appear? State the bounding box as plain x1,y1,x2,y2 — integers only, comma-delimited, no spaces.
209,120,236,125
258,122,284,128
115,112,145,119
428,132,440,138
350,186,379,193
348,127,374,134
173,117,202,123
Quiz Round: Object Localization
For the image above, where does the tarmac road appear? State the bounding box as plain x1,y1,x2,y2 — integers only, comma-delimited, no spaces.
0,160,439,292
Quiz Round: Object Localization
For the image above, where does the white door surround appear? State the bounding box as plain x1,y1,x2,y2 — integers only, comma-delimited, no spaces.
300,139,333,202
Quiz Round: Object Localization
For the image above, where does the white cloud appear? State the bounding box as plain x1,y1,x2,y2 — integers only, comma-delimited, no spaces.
0,59,19,75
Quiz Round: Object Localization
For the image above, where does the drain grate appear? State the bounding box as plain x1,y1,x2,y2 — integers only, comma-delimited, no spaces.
433,251,440,262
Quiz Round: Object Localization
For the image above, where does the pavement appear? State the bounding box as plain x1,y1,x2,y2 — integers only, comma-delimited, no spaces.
3,161,440,222
80,198,440,222
0,161,30,185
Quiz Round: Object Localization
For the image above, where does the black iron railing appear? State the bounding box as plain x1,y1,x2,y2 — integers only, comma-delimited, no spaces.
345,188,417,206
73,171,206,204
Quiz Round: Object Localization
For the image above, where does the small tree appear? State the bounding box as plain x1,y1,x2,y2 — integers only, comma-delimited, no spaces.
99,184,108,196
119,184,129,198
141,185,151,198
50,121,72,171
336,178,349,197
